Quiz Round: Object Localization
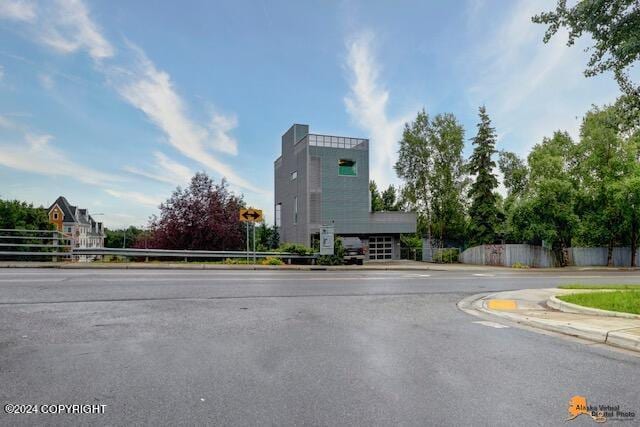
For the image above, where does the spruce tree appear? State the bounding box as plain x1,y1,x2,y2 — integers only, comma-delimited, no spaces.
467,106,500,245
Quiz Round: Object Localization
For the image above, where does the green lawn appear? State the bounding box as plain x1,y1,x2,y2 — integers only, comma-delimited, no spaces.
557,291,640,315
558,284,640,290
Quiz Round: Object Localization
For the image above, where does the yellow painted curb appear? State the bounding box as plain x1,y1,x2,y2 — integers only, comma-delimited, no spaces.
487,299,517,310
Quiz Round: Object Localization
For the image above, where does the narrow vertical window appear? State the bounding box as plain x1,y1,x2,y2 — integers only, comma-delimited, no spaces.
294,197,298,224
275,203,282,227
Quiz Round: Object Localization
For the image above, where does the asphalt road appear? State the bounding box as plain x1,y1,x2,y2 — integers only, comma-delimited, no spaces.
1,268,639,426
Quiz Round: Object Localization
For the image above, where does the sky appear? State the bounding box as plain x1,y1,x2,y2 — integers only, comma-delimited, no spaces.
0,0,620,228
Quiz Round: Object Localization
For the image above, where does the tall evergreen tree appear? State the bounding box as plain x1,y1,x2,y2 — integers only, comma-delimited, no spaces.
467,106,501,245
381,185,398,211
369,181,384,212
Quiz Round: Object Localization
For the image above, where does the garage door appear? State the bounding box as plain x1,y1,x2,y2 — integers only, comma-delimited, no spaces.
369,236,393,260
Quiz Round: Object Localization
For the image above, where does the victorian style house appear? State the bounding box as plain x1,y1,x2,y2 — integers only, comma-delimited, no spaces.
48,196,105,248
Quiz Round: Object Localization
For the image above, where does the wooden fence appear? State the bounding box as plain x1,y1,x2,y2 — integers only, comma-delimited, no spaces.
458,244,640,267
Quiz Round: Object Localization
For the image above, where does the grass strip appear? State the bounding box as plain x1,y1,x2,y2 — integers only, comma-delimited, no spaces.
557,291,640,315
558,284,640,290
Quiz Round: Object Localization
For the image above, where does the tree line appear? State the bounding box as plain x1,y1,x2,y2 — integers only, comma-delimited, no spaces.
384,0,640,266
390,99,639,266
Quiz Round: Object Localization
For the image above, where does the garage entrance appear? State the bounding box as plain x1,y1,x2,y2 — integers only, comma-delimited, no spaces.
368,236,393,260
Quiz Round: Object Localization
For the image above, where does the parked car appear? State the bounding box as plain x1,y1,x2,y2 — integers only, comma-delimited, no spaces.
342,237,365,265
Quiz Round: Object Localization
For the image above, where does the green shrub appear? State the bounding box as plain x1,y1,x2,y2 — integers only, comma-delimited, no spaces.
261,257,284,266
277,243,314,256
104,255,127,263
316,238,345,265
317,255,341,265
511,262,530,269
433,248,459,263
223,258,251,264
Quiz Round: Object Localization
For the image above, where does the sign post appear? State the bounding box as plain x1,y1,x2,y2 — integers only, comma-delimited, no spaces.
239,208,264,263
320,225,335,256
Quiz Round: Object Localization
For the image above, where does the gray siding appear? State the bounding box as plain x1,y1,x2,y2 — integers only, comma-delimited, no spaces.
275,125,311,245
309,145,369,235
275,124,416,247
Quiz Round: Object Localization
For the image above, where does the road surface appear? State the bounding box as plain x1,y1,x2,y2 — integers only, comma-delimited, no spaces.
1,268,638,425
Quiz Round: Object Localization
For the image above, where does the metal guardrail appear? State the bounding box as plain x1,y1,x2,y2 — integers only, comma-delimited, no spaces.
0,229,317,261
0,229,73,259
0,251,73,257
72,247,316,260
0,228,68,233
0,243,71,248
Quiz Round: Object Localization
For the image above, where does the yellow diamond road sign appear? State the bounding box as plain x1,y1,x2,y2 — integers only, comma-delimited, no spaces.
239,208,263,222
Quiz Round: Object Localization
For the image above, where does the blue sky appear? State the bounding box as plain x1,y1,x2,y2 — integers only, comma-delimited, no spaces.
0,0,619,228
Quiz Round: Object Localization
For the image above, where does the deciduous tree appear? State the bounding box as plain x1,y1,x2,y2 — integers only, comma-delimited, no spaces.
105,226,147,248
146,172,245,250
509,132,578,265
0,199,52,230
498,150,528,198
533,0,640,110
395,110,468,244
572,105,637,265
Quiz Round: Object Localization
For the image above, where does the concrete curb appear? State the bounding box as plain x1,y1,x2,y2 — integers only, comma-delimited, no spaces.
547,294,640,320
2,262,639,272
607,329,640,351
460,292,640,354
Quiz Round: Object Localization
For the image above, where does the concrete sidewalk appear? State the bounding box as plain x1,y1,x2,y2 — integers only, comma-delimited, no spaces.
460,288,640,353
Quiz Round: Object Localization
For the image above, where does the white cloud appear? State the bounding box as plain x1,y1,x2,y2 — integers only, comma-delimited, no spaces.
0,132,122,185
344,31,407,187
208,112,238,155
105,189,162,208
0,0,112,60
0,0,36,22
0,65,4,81
124,151,193,186
0,0,258,193
109,44,258,191
464,0,619,156
37,0,114,61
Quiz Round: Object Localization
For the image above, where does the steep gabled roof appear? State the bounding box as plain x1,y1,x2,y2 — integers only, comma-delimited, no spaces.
48,196,78,223
78,208,90,224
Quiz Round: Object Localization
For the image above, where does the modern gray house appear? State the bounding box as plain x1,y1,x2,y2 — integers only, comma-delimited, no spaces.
274,124,417,260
